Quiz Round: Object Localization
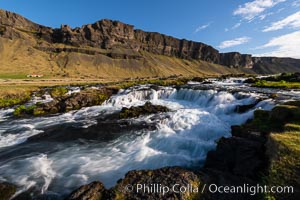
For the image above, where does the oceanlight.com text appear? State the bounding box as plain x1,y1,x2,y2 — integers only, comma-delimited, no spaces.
123,183,294,196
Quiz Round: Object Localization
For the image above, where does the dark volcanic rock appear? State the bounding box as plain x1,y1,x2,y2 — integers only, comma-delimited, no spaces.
220,52,253,68
119,101,170,119
0,182,17,200
113,167,201,200
28,118,156,142
205,136,266,179
67,181,106,200
235,100,260,113
65,167,201,200
33,88,116,115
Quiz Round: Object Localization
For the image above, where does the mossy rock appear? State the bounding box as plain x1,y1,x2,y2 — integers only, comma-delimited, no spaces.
0,95,31,109
13,105,37,116
49,87,68,97
95,94,109,105
32,108,46,116
270,105,298,123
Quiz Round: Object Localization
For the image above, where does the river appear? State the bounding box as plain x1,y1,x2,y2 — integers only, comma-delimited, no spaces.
0,78,299,198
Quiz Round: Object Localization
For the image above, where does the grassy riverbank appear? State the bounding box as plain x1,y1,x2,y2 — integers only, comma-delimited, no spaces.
253,80,300,89
0,85,38,108
0,76,193,109
248,102,300,199
252,73,300,89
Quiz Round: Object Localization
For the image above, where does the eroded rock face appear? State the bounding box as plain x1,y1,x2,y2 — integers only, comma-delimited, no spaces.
49,19,221,63
220,52,253,68
1,9,300,72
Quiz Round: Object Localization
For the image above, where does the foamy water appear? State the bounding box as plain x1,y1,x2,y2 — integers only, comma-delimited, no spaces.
0,81,277,198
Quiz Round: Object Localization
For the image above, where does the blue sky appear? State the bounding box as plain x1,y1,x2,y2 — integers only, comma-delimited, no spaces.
0,0,299,58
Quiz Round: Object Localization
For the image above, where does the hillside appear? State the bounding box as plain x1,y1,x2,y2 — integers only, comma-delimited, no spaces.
0,9,299,79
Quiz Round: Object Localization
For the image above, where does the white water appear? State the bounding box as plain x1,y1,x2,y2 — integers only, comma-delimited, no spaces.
0,85,275,197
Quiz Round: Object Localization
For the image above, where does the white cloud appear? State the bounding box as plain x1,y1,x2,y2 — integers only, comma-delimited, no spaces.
224,23,241,32
233,0,286,21
263,11,300,32
254,30,300,58
258,12,273,20
194,22,211,33
232,23,241,29
218,37,251,49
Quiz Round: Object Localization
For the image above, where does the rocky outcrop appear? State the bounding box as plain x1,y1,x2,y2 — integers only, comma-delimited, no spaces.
47,19,221,63
112,167,201,200
220,52,253,68
67,181,107,200
9,87,119,117
32,88,117,115
205,135,267,179
119,101,170,119
66,167,201,200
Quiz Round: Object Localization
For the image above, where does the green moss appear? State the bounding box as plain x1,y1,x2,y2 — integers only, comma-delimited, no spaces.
33,108,46,116
248,104,300,133
49,87,68,97
263,131,300,200
95,94,109,105
13,105,37,116
253,80,300,89
13,105,26,116
258,101,300,200
0,94,31,109
249,109,273,132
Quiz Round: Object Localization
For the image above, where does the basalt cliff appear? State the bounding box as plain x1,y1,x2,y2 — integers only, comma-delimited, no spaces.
0,9,299,78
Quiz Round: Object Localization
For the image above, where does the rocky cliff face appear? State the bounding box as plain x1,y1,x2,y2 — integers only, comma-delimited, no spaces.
47,19,221,63
220,52,253,68
1,9,300,75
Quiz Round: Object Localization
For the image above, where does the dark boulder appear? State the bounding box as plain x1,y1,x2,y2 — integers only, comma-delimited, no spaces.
0,182,17,200
119,102,170,119
235,100,260,113
205,136,266,180
65,167,201,200
66,181,107,200
113,167,201,200
243,77,257,84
